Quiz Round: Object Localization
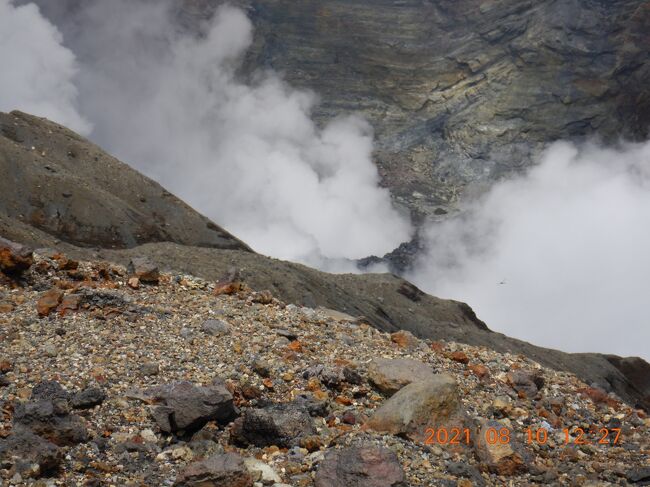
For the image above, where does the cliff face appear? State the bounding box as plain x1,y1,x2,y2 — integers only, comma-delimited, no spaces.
182,0,650,219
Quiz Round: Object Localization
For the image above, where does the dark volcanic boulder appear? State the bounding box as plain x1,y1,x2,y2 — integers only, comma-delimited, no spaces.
230,403,316,448
143,381,236,434
13,381,89,446
0,428,62,479
315,446,407,487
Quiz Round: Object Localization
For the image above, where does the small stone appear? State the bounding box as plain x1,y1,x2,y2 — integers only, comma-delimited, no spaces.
141,362,160,376
36,289,64,317
474,419,527,475
366,374,464,442
390,330,420,349
468,364,490,379
71,387,106,409
43,343,58,357
506,370,544,398
230,404,315,448
252,358,271,378
0,428,62,479
143,381,236,433
127,277,140,289
127,257,159,284
244,458,282,484
449,351,469,364
202,319,231,337
0,237,33,276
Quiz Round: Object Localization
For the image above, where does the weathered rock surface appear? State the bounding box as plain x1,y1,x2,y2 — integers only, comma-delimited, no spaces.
366,374,464,442
175,452,253,487
139,381,236,434
0,427,62,479
12,381,89,447
473,420,527,476
230,404,316,448
315,446,407,487
367,358,435,396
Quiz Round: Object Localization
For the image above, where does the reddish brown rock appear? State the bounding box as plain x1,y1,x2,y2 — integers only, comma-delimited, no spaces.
315,445,406,487
390,330,420,349
0,237,33,276
450,351,470,364
213,268,244,296
469,364,490,379
175,452,253,487
36,289,64,317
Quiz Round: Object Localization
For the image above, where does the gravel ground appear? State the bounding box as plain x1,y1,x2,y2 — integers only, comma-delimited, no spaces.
0,252,648,486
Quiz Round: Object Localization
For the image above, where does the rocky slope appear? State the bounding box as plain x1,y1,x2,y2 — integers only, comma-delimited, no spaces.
1,110,649,415
0,251,648,485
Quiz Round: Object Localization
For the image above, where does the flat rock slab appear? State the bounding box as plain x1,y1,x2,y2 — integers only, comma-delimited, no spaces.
367,357,435,395
175,452,253,487
315,445,407,487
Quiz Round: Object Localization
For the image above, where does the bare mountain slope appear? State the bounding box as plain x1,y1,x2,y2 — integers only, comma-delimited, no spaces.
0,110,648,411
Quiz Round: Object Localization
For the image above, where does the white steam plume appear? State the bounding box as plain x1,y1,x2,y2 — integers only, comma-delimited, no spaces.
409,140,650,360
0,0,90,134
4,0,411,268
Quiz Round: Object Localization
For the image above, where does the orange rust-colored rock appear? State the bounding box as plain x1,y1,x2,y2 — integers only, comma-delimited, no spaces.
36,289,64,317
450,351,470,364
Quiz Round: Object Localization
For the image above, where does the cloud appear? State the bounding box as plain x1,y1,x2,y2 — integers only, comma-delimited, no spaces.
12,0,411,268
409,140,650,360
0,0,90,134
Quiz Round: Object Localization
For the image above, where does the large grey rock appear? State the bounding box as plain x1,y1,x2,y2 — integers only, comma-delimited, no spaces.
315,446,407,487
367,358,435,396
366,374,464,442
143,381,237,434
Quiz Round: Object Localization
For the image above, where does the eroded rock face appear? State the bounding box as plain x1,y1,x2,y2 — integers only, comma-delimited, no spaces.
314,445,407,487
232,0,650,218
0,111,251,251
